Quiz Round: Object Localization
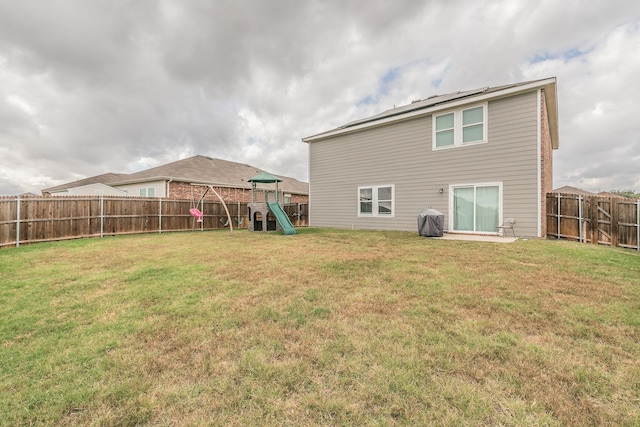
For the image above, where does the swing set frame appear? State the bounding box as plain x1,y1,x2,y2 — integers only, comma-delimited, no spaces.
189,184,234,231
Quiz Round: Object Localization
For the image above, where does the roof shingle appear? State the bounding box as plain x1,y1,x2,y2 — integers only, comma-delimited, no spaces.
43,155,308,195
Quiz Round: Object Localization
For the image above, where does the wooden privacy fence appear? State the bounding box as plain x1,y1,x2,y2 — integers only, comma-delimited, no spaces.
546,193,640,251
0,196,308,248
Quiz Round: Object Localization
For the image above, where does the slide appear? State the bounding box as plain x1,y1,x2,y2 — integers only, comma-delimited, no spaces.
267,202,296,235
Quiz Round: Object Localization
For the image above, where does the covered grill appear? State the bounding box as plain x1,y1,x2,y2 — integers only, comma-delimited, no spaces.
417,208,444,237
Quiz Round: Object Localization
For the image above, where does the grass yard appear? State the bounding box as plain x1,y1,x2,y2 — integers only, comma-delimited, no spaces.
1,228,639,426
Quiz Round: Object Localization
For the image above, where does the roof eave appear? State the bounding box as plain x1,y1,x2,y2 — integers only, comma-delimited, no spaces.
302,77,558,143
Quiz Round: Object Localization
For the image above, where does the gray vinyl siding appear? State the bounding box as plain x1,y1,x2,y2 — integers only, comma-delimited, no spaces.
308,91,541,237
309,118,430,231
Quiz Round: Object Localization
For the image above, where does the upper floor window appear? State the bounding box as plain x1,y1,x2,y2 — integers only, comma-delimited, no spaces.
359,185,394,217
433,103,487,150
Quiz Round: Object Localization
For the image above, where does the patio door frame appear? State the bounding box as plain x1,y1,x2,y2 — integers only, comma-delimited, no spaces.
448,182,503,234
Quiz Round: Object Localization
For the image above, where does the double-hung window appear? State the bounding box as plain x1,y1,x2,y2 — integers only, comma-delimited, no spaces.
139,187,155,197
359,185,394,217
433,103,487,149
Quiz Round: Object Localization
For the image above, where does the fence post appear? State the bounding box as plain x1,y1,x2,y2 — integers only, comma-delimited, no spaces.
159,198,163,233
100,196,104,238
637,200,639,252
200,200,205,231
557,193,561,239
611,198,618,248
588,196,596,244
15,196,21,247
578,195,583,243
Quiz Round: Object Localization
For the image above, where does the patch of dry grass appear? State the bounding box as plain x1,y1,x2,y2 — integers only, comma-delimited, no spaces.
1,229,639,426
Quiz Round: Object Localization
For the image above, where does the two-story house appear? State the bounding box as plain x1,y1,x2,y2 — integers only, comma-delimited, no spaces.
302,77,559,238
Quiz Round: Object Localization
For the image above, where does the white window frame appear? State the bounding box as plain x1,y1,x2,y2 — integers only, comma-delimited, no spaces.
139,187,155,197
358,184,395,217
448,182,503,234
432,102,488,150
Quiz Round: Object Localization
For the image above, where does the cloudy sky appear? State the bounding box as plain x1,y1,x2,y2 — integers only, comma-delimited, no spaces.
0,0,638,196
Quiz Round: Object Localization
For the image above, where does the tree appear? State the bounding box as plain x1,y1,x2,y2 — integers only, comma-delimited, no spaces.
609,190,640,199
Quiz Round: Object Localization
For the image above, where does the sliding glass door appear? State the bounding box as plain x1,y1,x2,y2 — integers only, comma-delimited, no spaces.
452,184,500,233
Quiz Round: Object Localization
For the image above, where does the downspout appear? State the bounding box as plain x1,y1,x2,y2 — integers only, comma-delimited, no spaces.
166,178,173,198
536,89,542,237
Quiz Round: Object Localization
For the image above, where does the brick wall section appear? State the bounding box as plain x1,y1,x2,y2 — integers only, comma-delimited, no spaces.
168,181,308,204
540,89,554,238
169,181,252,203
287,194,308,204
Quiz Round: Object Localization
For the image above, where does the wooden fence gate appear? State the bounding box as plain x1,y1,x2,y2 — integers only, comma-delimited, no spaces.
546,193,639,251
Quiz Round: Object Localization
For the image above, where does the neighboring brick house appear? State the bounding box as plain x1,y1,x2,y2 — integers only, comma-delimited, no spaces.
303,77,559,238
551,186,596,196
42,155,309,204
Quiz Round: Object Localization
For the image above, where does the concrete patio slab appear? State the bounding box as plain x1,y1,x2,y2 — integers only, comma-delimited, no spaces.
429,233,518,243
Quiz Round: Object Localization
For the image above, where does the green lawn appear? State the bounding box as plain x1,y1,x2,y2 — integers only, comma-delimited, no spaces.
1,229,639,426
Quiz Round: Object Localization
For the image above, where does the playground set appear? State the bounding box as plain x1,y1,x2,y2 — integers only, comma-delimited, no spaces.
187,172,295,235
247,172,296,235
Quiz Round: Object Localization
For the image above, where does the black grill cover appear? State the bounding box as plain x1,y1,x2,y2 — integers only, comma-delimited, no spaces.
418,209,444,237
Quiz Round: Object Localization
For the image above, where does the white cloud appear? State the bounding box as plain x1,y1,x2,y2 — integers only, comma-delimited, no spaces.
0,0,638,195
520,18,640,192
6,95,35,115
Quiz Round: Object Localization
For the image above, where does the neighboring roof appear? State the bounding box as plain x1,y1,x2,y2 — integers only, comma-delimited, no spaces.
43,155,308,195
597,191,630,199
43,173,128,194
303,77,559,149
61,182,129,196
552,186,596,195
